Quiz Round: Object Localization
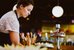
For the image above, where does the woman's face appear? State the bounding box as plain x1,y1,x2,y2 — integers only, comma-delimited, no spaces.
19,4,33,18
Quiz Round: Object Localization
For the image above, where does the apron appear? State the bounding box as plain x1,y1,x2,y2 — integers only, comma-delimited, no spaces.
0,32,11,46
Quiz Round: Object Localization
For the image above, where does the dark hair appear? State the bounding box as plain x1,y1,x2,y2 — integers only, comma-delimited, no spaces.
16,0,34,8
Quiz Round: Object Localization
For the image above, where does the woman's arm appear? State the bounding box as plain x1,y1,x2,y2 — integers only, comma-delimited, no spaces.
9,31,24,47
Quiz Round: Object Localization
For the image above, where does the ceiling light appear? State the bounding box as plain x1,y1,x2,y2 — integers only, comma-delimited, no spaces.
52,6,64,17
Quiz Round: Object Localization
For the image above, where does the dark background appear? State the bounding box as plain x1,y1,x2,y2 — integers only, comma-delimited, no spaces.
0,0,74,32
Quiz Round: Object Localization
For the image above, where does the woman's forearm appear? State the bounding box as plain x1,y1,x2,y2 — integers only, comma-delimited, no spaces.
9,31,20,45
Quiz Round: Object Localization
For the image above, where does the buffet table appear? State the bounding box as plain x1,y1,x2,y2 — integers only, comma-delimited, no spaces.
0,44,74,50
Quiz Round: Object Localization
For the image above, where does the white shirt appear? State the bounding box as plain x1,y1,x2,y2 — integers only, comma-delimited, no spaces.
0,10,19,34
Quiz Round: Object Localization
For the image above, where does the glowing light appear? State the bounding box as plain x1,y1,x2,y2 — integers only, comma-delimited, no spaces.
52,6,64,17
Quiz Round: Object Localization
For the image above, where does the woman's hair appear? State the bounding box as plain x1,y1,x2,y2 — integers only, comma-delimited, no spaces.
16,0,34,8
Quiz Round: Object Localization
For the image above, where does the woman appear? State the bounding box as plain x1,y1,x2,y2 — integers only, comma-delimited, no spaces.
0,0,34,47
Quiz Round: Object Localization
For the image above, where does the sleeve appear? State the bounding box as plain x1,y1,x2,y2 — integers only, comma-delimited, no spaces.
5,16,19,33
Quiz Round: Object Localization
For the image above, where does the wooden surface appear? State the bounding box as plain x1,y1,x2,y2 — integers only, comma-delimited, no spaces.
40,45,74,50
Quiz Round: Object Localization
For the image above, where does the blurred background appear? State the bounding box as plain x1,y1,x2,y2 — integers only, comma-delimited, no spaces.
0,0,74,45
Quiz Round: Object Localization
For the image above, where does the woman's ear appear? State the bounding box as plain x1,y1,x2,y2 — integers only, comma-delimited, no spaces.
19,4,24,9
